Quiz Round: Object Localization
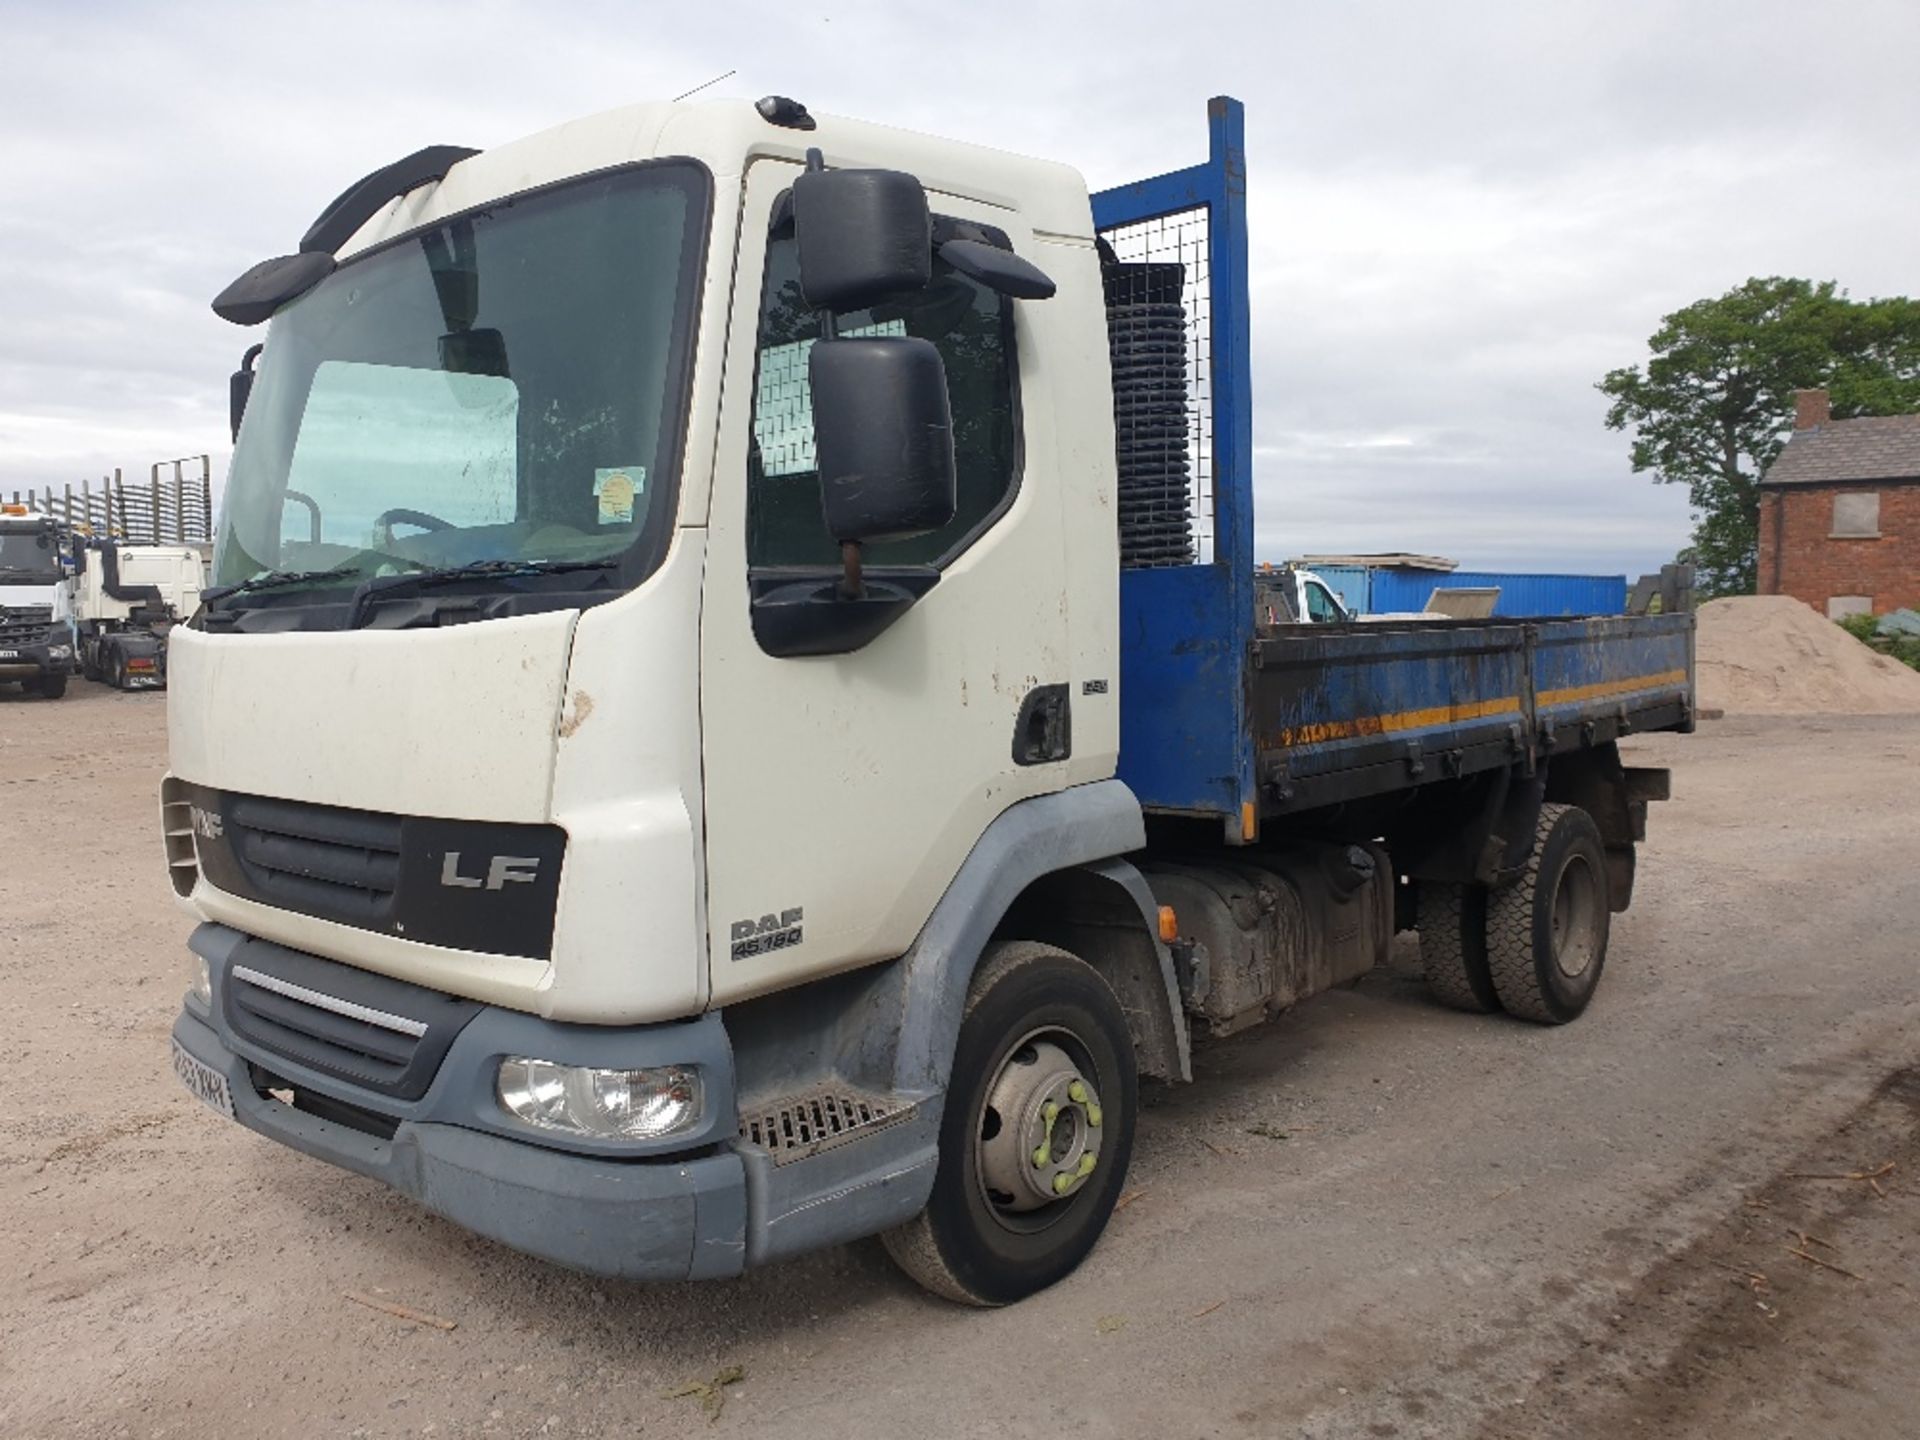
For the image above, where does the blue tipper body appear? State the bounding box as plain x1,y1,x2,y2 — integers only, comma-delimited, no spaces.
1094,101,1695,839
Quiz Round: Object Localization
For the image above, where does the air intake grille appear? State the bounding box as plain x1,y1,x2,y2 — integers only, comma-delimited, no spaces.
227,794,402,926
742,1089,911,1165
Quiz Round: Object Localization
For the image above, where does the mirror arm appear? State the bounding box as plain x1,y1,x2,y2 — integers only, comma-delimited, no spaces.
805,144,867,601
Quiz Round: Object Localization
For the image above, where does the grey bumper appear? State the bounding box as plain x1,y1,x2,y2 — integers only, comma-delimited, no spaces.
171,947,747,1282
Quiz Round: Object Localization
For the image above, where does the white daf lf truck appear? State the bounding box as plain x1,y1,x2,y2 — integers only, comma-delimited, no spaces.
169,94,1691,1304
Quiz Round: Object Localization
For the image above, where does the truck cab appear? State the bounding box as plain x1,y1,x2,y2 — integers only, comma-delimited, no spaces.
0,508,76,698
1256,565,1352,626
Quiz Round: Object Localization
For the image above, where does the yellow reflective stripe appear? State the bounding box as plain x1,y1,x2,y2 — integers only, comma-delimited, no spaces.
1535,668,1689,708
1272,696,1521,748
1269,669,1688,749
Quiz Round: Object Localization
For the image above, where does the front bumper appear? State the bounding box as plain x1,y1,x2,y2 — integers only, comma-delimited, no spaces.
173,925,747,1280
0,640,71,681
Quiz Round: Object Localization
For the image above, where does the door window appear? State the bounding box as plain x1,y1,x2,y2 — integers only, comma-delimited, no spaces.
746,228,1018,568
1304,580,1343,622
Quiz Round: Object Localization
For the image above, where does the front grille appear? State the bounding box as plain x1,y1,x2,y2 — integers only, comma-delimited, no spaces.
227,794,402,926
220,942,481,1101
742,1088,912,1165
186,783,568,960
0,612,52,646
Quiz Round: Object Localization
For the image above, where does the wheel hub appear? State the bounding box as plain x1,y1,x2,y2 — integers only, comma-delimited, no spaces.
977,1039,1104,1212
1551,854,1600,979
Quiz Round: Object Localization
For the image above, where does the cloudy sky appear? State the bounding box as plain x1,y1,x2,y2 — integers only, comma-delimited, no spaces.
4,0,1917,577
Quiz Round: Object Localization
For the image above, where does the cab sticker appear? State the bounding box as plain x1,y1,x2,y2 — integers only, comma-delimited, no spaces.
593,467,645,525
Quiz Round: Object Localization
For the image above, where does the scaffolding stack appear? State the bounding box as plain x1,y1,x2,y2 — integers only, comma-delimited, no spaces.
4,456,214,545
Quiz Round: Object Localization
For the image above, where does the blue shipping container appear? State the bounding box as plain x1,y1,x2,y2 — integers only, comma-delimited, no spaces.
1367,569,1626,617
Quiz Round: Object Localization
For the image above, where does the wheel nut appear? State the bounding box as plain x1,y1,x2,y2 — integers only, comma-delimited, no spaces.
1077,1153,1096,1177
1067,1081,1088,1104
1032,1144,1050,1168
1052,1172,1076,1195
1086,1104,1103,1128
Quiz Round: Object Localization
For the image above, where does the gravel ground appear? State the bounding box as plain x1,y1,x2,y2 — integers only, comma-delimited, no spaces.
2,683,1916,1439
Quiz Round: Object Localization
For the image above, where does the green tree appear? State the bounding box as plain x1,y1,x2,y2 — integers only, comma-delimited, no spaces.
1598,278,1920,596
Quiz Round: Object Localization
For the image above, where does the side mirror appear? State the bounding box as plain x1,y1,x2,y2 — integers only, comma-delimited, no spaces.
810,337,956,544
792,167,931,313
229,343,264,442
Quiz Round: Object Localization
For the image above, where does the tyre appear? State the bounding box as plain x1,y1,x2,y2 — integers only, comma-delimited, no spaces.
112,654,128,690
881,941,1138,1306
37,673,67,700
1486,803,1611,1024
1416,881,1501,1013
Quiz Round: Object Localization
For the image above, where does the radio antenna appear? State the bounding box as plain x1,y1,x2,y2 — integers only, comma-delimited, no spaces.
673,69,737,103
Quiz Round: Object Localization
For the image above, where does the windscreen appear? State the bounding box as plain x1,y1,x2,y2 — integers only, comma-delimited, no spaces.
215,161,708,606
0,529,61,583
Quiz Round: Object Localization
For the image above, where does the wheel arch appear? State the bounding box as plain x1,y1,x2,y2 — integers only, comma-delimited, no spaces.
886,779,1189,1095
991,860,1192,1083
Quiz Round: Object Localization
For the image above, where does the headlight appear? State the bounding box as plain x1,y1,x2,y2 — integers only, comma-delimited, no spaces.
496,1058,702,1141
47,644,71,659
186,952,212,1008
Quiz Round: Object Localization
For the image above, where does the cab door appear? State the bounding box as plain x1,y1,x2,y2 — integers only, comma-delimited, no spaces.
698,157,1070,1005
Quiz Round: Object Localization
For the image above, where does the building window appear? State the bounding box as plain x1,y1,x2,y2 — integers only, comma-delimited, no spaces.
1831,492,1880,538
1827,595,1873,620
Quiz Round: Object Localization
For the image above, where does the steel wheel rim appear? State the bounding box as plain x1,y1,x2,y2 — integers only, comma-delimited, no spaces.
973,1025,1107,1236
1551,853,1601,979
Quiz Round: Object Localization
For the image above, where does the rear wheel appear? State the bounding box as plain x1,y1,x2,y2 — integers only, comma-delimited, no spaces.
1486,803,1610,1023
1417,881,1501,1012
882,942,1137,1306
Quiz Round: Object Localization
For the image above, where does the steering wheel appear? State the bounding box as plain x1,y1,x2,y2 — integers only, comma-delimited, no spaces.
372,506,454,550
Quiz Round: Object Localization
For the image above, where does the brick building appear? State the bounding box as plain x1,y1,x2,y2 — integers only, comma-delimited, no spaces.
1757,389,1920,617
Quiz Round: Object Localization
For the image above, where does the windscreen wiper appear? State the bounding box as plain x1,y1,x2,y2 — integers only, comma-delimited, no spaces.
345,557,618,627
203,563,362,605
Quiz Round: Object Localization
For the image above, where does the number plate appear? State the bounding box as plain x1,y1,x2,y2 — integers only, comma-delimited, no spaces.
0,649,18,659
172,1038,235,1120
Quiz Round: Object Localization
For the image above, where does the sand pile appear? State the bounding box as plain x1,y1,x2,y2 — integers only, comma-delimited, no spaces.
1696,596,1920,714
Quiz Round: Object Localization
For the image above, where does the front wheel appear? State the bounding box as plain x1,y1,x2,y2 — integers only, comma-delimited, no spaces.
882,942,1137,1305
36,673,68,699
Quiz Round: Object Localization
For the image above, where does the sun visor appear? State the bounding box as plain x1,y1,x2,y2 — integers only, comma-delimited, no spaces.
211,252,337,326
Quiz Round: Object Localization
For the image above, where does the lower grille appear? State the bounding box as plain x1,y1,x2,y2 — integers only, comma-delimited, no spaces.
249,1063,401,1140
220,943,480,1101
742,1088,911,1165
230,964,422,1091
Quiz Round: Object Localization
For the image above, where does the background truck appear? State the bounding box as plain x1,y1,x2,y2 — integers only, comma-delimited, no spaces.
0,505,77,698
70,539,207,689
5,460,216,691
166,94,1693,1307
1255,563,1353,625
